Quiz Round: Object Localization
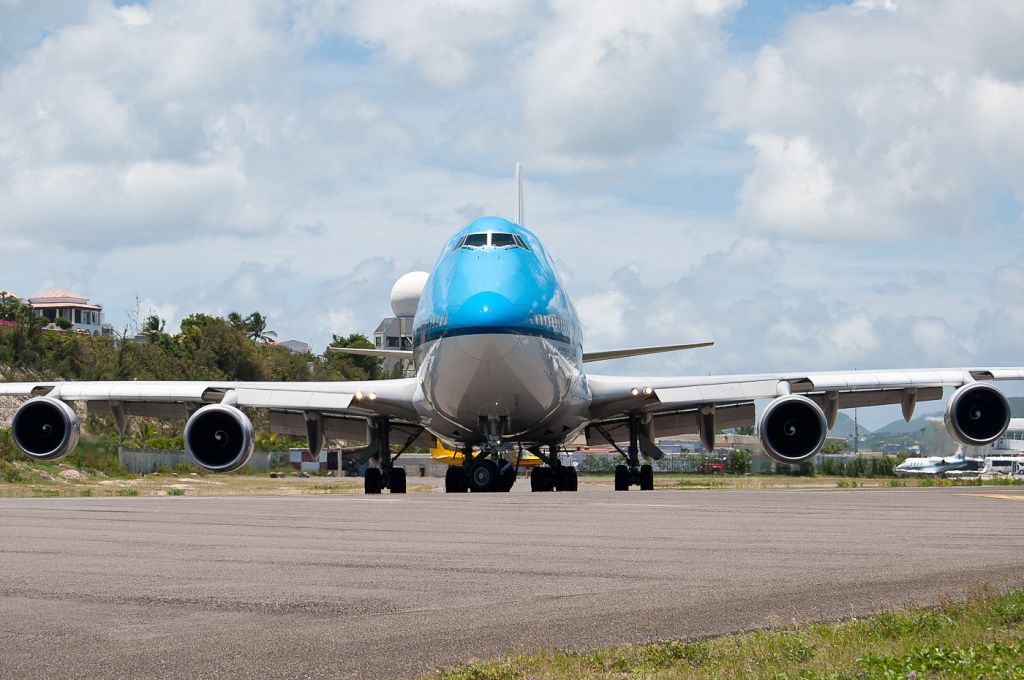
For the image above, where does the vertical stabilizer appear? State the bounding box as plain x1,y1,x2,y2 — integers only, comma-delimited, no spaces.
514,162,524,226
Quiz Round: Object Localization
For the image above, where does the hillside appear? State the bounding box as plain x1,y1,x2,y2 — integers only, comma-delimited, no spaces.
827,412,870,439
873,397,1024,434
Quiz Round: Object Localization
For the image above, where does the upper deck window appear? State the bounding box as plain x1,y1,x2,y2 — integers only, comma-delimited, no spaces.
454,232,530,251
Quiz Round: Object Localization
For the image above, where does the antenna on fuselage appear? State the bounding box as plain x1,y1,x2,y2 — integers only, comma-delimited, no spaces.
514,162,524,226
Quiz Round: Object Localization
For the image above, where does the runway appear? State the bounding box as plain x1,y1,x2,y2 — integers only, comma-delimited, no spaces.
1,487,1022,679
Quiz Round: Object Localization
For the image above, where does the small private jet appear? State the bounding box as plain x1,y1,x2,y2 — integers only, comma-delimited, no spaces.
3,167,1022,494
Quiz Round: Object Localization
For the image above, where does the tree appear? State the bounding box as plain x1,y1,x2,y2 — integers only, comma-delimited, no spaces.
323,333,382,381
142,314,165,335
243,312,277,344
53,317,73,330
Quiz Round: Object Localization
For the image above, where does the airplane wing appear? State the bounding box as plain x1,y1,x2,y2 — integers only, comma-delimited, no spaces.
0,377,428,471
582,341,713,363
326,347,414,360
0,378,418,420
585,367,1024,449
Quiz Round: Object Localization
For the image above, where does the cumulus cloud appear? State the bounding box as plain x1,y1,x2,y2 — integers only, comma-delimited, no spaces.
714,0,1024,239
520,0,741,162
0,0,1021,388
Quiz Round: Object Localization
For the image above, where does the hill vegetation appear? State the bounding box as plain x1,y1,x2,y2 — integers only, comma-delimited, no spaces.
0,293,386,384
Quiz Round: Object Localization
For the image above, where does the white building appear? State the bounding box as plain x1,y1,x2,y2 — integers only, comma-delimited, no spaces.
28,289,114,337
372,272,428,378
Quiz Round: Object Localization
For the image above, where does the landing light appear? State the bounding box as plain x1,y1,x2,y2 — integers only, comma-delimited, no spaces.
630,388,640,396
369,393,377,401
355,391,365,401
642,386,654,396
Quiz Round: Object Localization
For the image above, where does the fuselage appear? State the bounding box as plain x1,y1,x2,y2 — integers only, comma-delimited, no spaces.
410,217,590,445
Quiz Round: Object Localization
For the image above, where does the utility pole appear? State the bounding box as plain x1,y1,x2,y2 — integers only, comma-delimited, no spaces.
854,408,860,456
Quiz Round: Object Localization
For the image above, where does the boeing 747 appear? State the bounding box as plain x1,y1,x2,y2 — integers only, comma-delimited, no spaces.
3,168,1022,494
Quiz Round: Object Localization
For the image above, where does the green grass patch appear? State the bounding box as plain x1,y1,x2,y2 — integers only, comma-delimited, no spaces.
166,488,185,496
116,488,139,497
428,587,1024,679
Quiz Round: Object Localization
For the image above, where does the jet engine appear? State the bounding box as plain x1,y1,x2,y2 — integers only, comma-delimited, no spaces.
11,397,81,461
944,383,1010,447
183,404,254,472
758,394,828,465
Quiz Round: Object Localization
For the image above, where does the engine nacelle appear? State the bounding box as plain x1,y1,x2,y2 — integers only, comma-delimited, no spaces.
183,404,254,472
758,394,828,465
944,383,1010,447
11,396,81,461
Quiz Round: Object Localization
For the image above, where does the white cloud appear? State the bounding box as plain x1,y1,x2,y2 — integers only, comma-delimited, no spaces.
520,0,741,161
714,0,1024,238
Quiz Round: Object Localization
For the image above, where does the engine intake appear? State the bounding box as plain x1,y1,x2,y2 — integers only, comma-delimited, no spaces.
183,404,254,472
944,383,1010,447
758,395,827,465
11,397,81,460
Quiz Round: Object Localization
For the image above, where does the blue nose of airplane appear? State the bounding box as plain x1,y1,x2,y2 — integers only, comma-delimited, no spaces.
451,291,527,328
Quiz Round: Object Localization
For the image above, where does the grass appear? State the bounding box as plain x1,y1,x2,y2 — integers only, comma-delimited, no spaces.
0,461,435,498
428,587,1024,679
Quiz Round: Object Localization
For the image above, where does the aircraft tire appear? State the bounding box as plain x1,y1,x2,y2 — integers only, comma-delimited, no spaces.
614,464,629,491
365,468,382,494
497,460,516,492
640,464,654,491
554,466,571,491
390,468,407,494
468,459,500,492
445,466,468,493
531,467,553,492
566,467,578,491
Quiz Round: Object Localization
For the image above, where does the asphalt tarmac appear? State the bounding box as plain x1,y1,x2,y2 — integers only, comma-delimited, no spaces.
1,486,1023,679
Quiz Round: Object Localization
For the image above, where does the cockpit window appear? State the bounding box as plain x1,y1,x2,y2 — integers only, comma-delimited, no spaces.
454,231,530,251
490,233,517,248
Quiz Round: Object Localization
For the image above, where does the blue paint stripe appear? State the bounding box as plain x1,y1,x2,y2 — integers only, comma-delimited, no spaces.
413,325,572,347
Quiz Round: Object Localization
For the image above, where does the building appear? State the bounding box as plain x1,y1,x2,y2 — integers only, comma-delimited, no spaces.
272,339,312,354
373,271,428,378
28,289,114,337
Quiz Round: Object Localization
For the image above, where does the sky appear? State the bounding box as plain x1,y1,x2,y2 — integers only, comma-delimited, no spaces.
1,0,1022,428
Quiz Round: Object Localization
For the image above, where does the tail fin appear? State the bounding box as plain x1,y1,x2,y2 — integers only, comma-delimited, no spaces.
514,162,524,226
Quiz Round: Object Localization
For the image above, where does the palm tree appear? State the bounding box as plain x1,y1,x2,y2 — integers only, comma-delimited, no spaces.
244,312,277,343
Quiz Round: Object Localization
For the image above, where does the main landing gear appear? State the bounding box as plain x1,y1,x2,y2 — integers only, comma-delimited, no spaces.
529,446,578,493
596,412,655,491
445,451,516,493
358,417,421,495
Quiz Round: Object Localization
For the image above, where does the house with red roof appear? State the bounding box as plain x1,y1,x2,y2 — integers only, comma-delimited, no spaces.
28,289,114,337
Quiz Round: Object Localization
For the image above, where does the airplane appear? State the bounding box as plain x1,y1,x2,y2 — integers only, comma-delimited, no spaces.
2,165,1023,494
893,445,981,477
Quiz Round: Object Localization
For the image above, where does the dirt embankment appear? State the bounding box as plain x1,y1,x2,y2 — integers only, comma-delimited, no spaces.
0,367,62,427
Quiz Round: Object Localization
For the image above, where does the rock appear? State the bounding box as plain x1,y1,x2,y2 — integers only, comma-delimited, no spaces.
58,469,86,481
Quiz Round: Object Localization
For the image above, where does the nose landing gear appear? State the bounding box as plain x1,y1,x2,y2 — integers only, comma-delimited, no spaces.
529,445,578,492
445,448,517,493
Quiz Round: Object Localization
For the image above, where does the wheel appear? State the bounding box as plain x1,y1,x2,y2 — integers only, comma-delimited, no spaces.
614,464,629,491
530,467,545,492
468,459,500,492
364,468,382,494
390,468,407,494
497,459,516,492
554,466,571,491
566,466,578,491
640,464,654,491
531,467,553,492
445,466,467,493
